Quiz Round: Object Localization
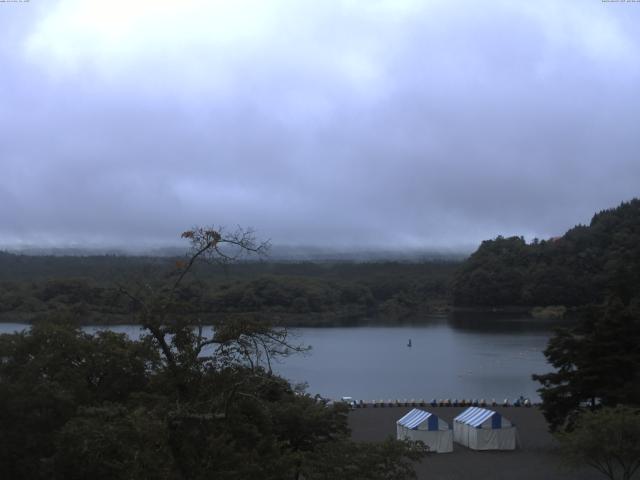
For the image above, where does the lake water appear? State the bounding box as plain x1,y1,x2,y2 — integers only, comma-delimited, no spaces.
0,312,560,402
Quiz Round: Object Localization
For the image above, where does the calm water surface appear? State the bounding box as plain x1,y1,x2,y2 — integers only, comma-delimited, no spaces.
1,312,561,401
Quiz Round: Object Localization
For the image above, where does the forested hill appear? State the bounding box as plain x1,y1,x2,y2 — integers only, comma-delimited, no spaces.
452,199,640,307
0,253,457,325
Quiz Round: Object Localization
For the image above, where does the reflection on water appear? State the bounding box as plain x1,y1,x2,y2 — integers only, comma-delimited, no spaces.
0,312,565,401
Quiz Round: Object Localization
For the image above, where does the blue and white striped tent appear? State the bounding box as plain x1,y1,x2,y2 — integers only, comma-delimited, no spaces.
453,407,516,450
396,409,453,453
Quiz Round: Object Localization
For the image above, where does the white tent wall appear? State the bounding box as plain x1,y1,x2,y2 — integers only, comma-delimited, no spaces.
422,430,453,453
467,427,516,450
453,421,464,445
398,428,453,454
396,409,453,453
453,407,517,451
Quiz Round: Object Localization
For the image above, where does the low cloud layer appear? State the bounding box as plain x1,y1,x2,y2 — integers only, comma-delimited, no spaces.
1,0,639,251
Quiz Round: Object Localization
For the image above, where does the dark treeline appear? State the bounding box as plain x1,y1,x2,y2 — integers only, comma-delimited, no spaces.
0,254,457,325
452,199,640,308
3,199,639,322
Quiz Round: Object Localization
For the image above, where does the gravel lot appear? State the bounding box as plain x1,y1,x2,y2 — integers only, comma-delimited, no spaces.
349,406,602,480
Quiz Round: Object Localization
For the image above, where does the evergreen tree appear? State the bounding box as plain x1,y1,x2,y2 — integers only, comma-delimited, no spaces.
533,296,640,431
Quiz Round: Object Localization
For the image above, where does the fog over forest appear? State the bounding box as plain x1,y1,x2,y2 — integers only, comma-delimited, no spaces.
1,0,639,252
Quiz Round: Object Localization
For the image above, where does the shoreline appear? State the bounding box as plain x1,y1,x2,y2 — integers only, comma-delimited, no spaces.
0,307,575,327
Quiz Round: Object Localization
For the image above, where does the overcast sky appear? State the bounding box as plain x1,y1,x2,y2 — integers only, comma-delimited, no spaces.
1,0,639,252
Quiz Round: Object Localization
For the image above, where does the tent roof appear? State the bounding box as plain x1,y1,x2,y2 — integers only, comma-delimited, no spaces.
397,409,434,429
454,407,499,427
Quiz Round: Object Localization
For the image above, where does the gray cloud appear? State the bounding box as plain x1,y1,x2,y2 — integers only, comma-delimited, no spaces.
1,0,639,251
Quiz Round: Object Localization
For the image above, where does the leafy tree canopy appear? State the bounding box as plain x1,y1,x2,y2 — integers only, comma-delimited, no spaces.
0,226,425,479
558,406,640,480
453,199,640,307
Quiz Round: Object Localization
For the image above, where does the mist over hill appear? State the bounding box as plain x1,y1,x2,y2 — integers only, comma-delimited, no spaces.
1,244,471,262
